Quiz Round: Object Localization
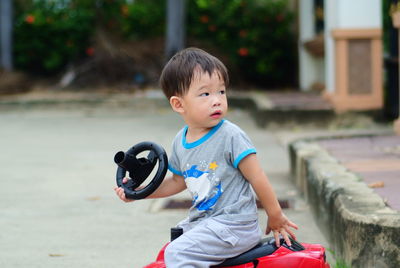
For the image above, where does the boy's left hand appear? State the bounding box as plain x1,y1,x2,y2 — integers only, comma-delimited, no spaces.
266,213,298,247
114,177,135,203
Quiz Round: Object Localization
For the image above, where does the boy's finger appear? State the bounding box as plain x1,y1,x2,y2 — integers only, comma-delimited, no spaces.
289,221,299,230
273,231,280,247
287,228,297,241
281,230,291,247
116,188,125,198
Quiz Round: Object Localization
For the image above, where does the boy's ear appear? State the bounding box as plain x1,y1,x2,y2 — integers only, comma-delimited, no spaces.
169,96,184,114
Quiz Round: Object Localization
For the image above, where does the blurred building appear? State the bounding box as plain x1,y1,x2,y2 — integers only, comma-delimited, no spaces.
298,0,384,112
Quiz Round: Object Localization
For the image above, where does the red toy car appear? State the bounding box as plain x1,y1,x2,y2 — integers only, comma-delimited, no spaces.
144,228,330,268
114,142,330,268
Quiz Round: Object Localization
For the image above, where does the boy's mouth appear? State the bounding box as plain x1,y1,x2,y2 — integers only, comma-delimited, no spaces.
211,110,222,118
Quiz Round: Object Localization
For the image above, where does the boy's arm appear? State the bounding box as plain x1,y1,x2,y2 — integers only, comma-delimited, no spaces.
114,173,186,202
238,154,298,247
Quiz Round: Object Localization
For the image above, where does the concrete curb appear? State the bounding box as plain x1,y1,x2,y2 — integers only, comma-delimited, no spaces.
228,92,336,128
0,90,382,130
0,91,170,109
289,140,400,267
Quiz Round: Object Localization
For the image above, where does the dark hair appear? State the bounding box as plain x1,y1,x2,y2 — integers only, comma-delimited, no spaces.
160,47,229,99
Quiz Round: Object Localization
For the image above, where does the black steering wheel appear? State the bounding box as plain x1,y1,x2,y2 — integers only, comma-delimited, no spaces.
114,141,168,200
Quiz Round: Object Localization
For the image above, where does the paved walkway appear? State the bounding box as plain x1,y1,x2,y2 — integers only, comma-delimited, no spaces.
318,135,400,211
0,98,329,267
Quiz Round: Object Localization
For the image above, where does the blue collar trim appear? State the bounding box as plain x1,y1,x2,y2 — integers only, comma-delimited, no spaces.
182,120,225,149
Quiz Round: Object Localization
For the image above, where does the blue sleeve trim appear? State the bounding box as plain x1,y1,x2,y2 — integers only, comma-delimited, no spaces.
233,149,257,168
168,164,183,176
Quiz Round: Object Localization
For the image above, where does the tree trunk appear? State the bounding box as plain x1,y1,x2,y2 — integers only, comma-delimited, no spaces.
0,0,13,71
165,0,186,61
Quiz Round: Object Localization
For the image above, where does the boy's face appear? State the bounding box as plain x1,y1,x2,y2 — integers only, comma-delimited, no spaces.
179,70,228,130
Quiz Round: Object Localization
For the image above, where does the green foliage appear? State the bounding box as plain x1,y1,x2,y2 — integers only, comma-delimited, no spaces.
12,0,297,87
13,0,164,74
187,0,296,87
14,0,95,74
86,0,164,39
118,0,165,39
327,248,352,268
382,0,397,53
334,260,351,268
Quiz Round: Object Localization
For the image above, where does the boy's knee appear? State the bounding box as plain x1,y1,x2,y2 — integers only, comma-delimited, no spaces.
164,242,179,264
164,242,174,257
164,238,198,265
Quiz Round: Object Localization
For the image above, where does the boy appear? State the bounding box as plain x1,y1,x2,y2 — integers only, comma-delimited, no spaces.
115,47,298,267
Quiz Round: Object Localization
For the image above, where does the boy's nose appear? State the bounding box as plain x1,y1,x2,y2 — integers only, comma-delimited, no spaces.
212,93,222,106
212,96,221,106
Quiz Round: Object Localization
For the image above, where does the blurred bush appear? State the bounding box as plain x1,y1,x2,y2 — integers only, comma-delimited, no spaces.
118,0,165,39
14,0,95,74
12,0,296,87
187,0,296,87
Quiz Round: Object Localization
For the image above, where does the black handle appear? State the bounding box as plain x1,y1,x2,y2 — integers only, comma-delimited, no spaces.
115,141,168,200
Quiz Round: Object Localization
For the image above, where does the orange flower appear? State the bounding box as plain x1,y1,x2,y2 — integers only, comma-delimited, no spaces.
25,14,35,24
239,30,248,38
107,19,117,29
66,40,74,47
121,5,129,17
86,47,95,56
276,14,284,22
238,47,249,57
200,15,209,23
208,25,217,32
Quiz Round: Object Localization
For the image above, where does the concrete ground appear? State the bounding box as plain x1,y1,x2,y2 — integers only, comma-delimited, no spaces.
0,99,330,267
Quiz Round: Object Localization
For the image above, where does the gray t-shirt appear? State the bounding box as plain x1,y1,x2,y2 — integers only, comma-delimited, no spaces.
168,120,258,223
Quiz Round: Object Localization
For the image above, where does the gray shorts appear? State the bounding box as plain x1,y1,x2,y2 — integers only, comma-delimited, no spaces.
164,217,261,268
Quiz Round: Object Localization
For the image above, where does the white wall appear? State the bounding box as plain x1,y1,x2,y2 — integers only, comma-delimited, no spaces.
324,0,338,93
299,0,325,91
337,0,382,28
324,0,382,93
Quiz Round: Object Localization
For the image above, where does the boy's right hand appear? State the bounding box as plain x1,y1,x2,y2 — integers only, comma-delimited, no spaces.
114,177,134,203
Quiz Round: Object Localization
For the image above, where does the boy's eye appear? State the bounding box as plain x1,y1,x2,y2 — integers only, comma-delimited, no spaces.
200,92,209,97
220,90,226,95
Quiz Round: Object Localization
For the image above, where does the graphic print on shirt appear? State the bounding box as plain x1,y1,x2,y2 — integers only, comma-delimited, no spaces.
183,161,223,211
